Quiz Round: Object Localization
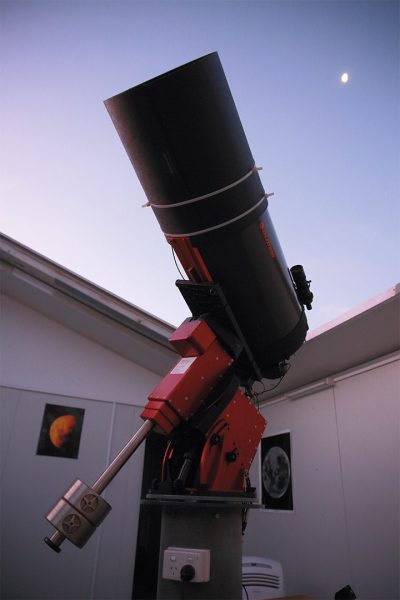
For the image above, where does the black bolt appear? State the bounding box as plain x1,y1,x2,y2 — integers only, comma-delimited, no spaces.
210,434,221,446
225,450,237,463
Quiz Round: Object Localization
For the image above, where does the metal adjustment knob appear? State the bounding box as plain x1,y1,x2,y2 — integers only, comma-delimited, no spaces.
45,479,111,548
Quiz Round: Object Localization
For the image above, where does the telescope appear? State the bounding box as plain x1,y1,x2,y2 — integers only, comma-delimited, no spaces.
44,52,313,558
104,51,312,382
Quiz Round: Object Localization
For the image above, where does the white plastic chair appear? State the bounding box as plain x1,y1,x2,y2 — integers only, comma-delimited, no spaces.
242,555,285,600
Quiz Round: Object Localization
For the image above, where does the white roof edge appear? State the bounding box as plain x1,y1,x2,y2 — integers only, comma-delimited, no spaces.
2,232,398,351
0,232,176,339
307,283,400,341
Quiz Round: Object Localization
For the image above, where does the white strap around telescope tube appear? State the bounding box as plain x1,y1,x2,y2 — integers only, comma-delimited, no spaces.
142,165,263,209
162,193,269,238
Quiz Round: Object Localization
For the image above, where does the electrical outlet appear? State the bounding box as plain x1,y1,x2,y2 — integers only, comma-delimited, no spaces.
162,547,210,582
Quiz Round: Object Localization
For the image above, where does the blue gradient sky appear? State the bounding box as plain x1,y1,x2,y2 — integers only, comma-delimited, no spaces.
1,0,399,331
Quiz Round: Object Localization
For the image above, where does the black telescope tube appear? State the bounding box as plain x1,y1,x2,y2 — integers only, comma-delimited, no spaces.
105,52,308,379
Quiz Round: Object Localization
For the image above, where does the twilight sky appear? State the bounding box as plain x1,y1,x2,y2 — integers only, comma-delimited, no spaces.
1,0,399,331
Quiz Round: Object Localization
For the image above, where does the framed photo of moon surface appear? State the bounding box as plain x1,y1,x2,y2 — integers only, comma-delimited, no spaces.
36,404,85,459
261,432,293,511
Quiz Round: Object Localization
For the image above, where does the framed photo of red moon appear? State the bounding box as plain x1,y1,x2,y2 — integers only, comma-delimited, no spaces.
36,403,85,459
261,432,293,511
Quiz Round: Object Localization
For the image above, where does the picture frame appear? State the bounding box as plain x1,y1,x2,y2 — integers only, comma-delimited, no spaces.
261,431,293,511
36,403,85,459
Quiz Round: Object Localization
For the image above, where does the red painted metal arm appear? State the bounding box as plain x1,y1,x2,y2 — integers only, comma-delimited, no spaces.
141,318,266,494
141,319,234,434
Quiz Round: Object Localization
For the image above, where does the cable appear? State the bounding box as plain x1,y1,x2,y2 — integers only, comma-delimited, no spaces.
171,246,186,279
264,362,292,393
246,381,265,411
162,194,267,238
241,506,248,535
242,583,249,600
245,363,292,411
250,362,292,402
145,165,262,209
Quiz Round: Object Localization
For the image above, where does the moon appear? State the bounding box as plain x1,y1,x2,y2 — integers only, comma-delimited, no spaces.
262,446,291,499
340,72,349,84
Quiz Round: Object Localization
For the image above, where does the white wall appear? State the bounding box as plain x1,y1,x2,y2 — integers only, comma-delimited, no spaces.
0,295,165,599
243,357,399,599
2,293,399,599
1,294,161,404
